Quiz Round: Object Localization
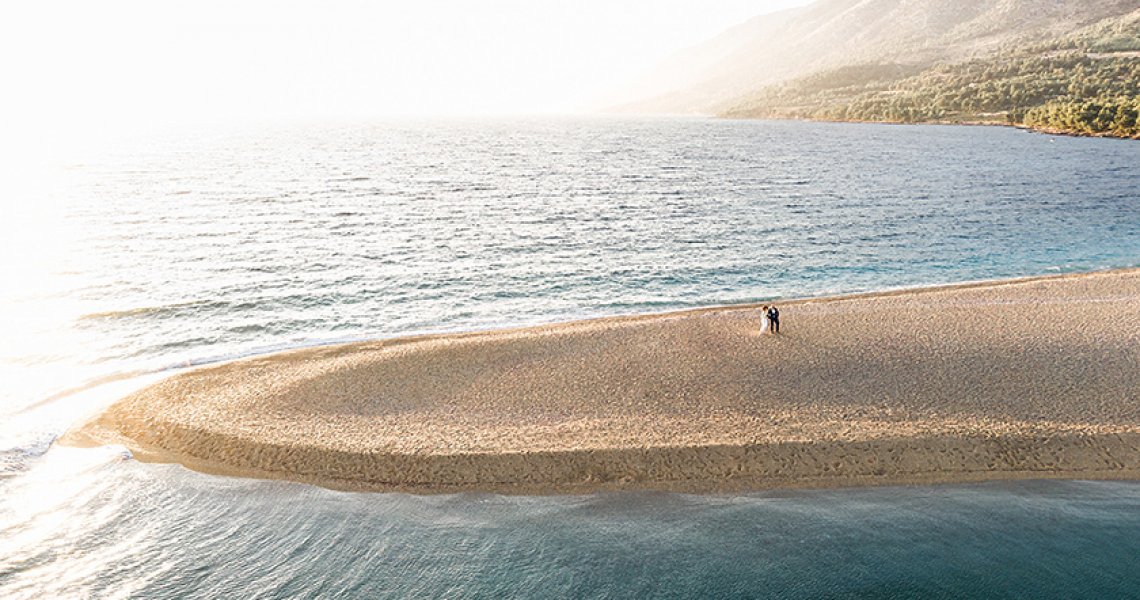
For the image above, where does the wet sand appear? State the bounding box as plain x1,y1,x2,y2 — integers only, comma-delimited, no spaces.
65,269,1140,494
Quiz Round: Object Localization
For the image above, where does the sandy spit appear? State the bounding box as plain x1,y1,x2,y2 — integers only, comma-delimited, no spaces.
64,269,1140,494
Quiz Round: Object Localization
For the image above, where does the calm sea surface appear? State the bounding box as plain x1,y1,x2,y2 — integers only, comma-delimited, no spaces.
2,118,1139,598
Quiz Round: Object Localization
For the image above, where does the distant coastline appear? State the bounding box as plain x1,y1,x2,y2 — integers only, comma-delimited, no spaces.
65,269,1140,494
620,3,1140,140
717,115,1140,141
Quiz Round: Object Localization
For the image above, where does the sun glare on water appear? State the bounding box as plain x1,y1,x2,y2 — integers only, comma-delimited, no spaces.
0,0,809,408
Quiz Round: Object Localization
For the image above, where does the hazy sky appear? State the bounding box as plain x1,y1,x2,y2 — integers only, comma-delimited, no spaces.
2,0,812,135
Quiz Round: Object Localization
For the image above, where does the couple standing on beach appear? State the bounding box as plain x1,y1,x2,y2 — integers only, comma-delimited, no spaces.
760,305,780,334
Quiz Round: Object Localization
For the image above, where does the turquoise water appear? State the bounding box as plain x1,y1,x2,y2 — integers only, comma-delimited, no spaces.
5,454,1140,599
1,118,1139,598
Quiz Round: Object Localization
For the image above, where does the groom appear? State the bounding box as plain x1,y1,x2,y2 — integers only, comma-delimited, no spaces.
767,306,780,334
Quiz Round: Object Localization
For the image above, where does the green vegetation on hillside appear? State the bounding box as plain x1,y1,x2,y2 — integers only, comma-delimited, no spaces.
722,10,1140,138
1021,97,1140,136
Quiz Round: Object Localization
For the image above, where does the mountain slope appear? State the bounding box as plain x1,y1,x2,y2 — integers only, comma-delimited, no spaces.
723,8,1140,137
615,0,1140,121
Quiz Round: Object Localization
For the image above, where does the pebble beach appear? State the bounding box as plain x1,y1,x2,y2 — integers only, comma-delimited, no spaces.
66,269,1140,494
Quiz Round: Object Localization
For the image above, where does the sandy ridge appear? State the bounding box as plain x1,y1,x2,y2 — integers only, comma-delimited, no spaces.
66,269,1140,493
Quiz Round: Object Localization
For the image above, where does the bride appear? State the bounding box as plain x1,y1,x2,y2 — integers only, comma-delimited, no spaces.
759,305,770,333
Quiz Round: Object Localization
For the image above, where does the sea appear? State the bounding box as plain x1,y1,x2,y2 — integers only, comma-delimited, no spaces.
1,117,1139,599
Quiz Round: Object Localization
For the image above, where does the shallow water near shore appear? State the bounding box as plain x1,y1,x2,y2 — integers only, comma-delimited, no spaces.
4,452,1140,598
3,117,1140,597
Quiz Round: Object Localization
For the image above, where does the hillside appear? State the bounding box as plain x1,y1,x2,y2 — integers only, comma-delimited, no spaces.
614,0,1140,137
724,8,1140,137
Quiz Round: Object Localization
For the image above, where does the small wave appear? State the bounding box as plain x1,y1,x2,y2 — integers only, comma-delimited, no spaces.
80,294,327,323
0,432,58,475
79,300,224,321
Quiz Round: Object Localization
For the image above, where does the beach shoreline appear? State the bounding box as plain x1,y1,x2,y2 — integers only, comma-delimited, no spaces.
64,268,1140,494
